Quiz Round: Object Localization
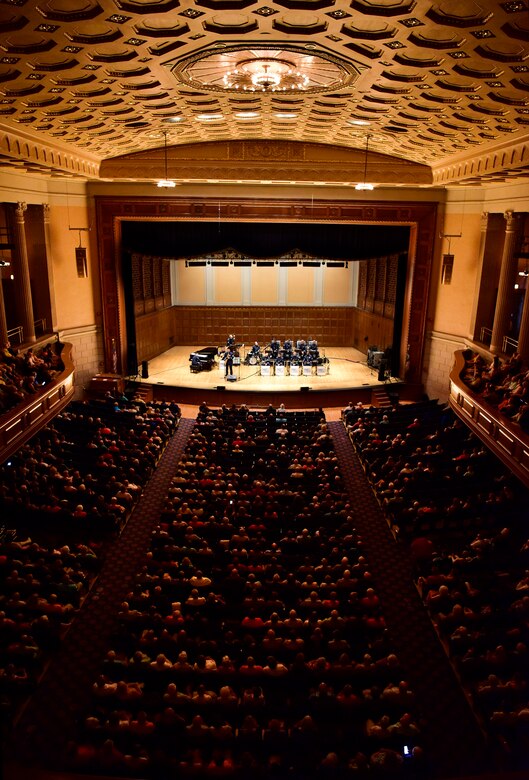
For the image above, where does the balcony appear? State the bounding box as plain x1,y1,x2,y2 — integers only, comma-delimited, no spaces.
0,343,75,464
449,349,529,488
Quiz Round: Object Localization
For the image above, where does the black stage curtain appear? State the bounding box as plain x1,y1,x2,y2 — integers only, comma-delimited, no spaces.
122,220,410,261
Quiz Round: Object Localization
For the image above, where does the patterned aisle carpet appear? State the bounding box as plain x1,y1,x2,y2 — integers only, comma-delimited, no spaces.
9,418,195,769
328,421,491,779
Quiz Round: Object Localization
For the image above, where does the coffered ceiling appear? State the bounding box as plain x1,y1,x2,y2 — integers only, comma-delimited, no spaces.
0,0,528,187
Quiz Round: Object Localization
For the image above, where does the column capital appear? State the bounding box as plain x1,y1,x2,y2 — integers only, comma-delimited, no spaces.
16,202,27,220
480,212,489,231
43,203,51,222
504,210,518,231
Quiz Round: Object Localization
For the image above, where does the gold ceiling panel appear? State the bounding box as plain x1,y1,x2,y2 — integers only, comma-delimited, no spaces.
0,0,526,186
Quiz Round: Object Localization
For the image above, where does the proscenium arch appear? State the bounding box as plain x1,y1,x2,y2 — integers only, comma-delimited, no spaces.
95,196,437,386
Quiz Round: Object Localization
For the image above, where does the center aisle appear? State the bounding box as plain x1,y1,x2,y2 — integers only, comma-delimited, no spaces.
328,420,490,779
10,418,196,770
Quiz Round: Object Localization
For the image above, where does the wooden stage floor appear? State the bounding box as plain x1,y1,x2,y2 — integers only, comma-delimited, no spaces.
131,346,402,408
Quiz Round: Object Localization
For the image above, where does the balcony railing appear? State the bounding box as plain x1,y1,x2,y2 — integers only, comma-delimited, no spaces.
449,350,529,488
0,342,75,464
502,335,518,355
34,318,47,335
7,325,23,344
479,326,492,345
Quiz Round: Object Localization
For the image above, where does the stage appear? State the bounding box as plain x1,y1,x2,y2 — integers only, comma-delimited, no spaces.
125,346,414,409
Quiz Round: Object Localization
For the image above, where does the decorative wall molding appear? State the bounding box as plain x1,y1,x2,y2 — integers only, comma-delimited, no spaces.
0,126,100,179
432,137,529,187
100,139,433,186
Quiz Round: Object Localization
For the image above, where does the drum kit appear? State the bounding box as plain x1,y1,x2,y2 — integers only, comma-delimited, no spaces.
238,339,329,376
218,337,329,376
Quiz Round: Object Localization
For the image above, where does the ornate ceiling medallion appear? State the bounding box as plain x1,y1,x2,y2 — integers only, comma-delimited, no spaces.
169,43,359,95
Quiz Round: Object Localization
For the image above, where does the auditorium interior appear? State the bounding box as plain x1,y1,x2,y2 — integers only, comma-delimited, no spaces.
1,0,529,778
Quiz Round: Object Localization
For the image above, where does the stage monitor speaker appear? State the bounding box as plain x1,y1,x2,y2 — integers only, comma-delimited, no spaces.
300,386,311,392
226,375,237,382
216,385,226,391
378,360,388,382
141,360,149,379
371,351,384,369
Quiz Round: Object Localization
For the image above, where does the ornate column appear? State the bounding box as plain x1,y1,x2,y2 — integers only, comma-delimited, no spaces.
0,279,7,345
516,227,529,364
490,210,522,354
11,202,35,344
468,211,489,341
42,204,59,332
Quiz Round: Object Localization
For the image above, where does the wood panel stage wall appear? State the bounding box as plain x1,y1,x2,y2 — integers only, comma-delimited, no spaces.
172,305,354,349
134,304,395,364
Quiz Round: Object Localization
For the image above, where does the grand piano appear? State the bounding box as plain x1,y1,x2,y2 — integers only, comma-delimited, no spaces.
189,346,218,372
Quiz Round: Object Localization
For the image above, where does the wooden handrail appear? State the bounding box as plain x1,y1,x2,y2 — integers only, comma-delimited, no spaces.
0,342,75,464
448,350,529,488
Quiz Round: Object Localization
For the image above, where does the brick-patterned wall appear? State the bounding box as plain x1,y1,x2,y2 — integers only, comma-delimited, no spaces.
58,325,103,397
423,331,467,403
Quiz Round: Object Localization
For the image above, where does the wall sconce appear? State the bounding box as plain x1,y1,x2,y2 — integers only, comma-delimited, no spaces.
441,254,454,285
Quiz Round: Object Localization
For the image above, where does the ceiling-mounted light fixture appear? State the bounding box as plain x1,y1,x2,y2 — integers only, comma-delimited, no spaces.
157,131,176,189
355,133,374,191
223,58,309,93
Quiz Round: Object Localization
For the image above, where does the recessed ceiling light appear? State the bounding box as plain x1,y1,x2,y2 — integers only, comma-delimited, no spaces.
349,119,371,126
196,114,224,121
274,112,297,119
235,111,260,119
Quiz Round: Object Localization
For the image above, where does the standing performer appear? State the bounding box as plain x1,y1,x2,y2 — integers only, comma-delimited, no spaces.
224,347,234,377
226,334,236,347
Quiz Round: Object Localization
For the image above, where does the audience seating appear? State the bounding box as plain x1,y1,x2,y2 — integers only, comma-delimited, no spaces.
70,405,423,778
349,400,529,771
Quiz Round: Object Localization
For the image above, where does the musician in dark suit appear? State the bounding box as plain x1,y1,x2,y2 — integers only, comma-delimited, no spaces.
223,348,234,376
226,334,236,347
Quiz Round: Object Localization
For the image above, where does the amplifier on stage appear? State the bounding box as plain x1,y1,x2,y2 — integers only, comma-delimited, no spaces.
368,350,385,368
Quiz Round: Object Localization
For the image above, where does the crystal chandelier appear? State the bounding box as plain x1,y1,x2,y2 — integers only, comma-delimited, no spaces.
223,58,309,93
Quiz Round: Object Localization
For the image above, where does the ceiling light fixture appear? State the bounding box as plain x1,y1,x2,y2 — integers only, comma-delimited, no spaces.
157,130,176,188
223,58,309,93
196,113,224,121
355,133,375,191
